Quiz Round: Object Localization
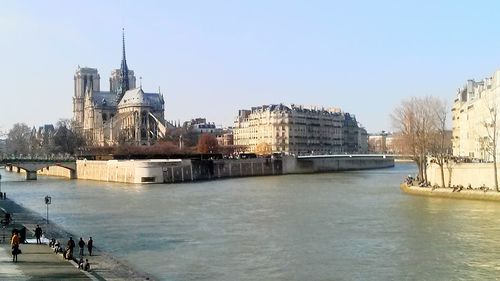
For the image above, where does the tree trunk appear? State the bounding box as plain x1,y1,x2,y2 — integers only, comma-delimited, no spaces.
494,156,499,192
439,164,445,188
417,158,424,181
423,155,428,184
447,164,453,188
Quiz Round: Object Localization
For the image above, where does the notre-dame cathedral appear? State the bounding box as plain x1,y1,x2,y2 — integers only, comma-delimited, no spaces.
72,31,166,146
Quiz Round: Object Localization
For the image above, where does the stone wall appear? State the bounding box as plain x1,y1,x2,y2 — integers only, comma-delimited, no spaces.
427,162,499,188
282,155,394,174
43,155,396,184
75,159,279,184
76,159,186,183
400,183,500,201
163,158,282,183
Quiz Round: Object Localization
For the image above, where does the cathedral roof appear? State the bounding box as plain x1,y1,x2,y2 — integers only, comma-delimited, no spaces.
118,88,163,109
92,91,117,107
119,88,146,105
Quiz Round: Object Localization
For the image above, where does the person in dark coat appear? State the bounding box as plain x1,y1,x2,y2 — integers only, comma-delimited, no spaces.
34,225,42,244
87,237,93,256
11,230,20,262
78,237,85,257
66,237,75,259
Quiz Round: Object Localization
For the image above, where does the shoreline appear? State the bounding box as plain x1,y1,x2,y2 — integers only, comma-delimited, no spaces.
0,198,157,281
400,183,500,202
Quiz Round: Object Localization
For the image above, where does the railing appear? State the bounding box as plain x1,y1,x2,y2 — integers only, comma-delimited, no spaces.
0,157,76,164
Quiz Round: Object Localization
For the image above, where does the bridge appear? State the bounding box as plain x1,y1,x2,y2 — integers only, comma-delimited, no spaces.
1,159,77,180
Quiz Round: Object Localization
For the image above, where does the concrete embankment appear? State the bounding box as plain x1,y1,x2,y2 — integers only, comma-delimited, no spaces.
0,198,157,281
400,183,500,202
15,154,395,184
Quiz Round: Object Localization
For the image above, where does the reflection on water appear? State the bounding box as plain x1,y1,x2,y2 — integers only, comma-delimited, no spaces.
2,164,500,280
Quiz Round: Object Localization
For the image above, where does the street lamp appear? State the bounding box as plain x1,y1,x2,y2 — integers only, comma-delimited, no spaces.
44,195,51,224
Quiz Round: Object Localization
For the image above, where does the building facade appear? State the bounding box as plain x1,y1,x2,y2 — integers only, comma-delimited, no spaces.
73,32,166,146
452,70,500,161
233,104,365,155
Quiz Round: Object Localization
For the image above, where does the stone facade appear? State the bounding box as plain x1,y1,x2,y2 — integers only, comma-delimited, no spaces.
233,104,365,155
452,70,500,161
73,32,166,146
427,162,499,188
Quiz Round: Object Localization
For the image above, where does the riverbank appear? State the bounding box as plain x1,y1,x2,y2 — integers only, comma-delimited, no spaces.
6,154,394,183
0,198,157,281
400,183,500,202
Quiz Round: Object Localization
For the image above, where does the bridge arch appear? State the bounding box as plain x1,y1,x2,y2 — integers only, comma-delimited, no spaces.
4,160,77,180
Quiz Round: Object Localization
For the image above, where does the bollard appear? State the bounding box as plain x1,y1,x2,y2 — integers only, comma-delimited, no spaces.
3,192,5,200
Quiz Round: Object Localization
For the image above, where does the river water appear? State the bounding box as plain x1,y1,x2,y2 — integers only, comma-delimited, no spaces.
2,163,500,280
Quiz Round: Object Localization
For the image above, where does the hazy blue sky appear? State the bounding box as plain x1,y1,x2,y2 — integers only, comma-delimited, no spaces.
2,0,500,134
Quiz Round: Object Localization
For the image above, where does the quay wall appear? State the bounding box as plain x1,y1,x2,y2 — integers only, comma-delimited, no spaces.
162,158,282,183
282,155,394,174
427,162,499,188
400,183,500,202
17,155,394,184
75,158,283,184
76,159,186,183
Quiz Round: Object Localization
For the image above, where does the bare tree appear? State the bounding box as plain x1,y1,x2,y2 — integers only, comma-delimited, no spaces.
480,94,500,191
52,119,86,155
392,98,422,181
6,123,32,156
197,134,219,154
428,98,450,188
391,97,444,183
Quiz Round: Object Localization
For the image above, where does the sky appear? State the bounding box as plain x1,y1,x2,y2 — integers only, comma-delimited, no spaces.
2,0,500,134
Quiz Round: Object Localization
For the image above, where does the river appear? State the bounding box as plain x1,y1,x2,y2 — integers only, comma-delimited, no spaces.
2,163,500,280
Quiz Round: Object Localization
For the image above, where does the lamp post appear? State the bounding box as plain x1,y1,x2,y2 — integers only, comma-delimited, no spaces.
44,195,51,224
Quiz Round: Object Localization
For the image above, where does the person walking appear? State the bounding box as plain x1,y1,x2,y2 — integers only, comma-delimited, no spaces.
66,237,75,260
78,237,85,257
34,225,42,244
87,237,93,256
11,230,20,262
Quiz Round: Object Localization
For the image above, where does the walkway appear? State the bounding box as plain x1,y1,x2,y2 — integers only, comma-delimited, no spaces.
0,242,91,280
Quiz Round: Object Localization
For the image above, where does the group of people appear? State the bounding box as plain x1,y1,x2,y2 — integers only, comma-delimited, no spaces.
78,257,91,271
13,224,94,272
64,236,93,271
62,236,93,260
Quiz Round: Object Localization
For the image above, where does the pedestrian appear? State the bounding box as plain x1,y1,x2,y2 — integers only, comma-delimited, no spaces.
87,237,93,256
34,224,42,244
66,237,75,260
11,230,20,262
78,237,85,257
83,258,91,271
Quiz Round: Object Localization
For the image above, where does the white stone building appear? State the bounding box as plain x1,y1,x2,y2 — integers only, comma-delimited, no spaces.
233,104,364,155
452,70,500,161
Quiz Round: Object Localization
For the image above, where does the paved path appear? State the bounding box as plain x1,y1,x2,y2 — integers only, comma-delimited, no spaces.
0,242,91,280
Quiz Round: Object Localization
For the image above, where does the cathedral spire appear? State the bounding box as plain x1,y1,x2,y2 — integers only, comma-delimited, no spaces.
117,28,130,101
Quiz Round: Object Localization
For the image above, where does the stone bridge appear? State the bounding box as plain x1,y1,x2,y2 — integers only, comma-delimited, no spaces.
1,159,77,180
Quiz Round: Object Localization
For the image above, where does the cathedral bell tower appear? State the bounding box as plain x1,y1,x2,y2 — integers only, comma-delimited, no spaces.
73,67,100,130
